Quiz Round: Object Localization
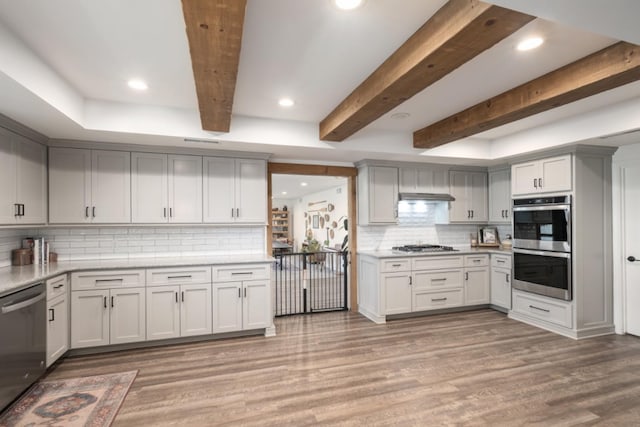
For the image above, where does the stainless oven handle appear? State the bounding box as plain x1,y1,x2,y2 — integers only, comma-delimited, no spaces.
513,248,571,258
512,204,571,211
1,292,45,314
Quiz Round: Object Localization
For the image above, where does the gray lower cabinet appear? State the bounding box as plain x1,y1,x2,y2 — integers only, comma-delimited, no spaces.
490,254,511,310
358,253,494,323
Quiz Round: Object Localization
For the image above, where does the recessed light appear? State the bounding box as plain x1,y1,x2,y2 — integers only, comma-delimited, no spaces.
281,191,287,195
127,79,148,91
391,112,411,120
278,98,294,107
301,182,308,187
334,0,364,10
516,37,544,51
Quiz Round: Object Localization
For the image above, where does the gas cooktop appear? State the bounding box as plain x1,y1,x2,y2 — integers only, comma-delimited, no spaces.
391,244,458,253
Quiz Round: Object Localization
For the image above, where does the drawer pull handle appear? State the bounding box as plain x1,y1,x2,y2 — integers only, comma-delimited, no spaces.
103,296,107,309
53,284,64,289
95,278,124,283
391,264,402,267
231,272,253,275
49,308,55,322
431,278,447,282
497,260,505,263
168,275,193,279
175,292,178,303
432,297,447,302
529,305,550,313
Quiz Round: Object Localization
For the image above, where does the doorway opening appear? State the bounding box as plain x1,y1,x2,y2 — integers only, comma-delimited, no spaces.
268,164,358,316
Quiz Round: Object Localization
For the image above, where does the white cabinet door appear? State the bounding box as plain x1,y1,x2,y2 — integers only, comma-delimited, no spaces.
168,155,202,223
489,169,511,223
368,166,398,223
0,129,17,224
110,287,145,344
383,273,412,315
470,172,488,222
203,156,235,223
399,167,449,194
46,294,69,367
235,159,266,224
180,284,212,337
464,268,490,305
212,282,243,333
490,267,511,310
540,155,572,193
449,171,470,222
146,286,180,341
512,161,538,196
91,150,131,223
131,152,168,223
15,136,47,224
243,280,270,330
71,290,109,348
49,147,92,223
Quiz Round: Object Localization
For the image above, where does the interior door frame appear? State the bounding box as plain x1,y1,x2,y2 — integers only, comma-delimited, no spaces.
267,163,359,311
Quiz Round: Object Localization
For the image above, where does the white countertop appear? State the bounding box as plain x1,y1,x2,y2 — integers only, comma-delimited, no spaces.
0,254,275,297
358,246,512,259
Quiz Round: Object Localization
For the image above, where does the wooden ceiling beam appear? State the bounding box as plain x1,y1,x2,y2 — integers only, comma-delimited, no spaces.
319,0,535,142
181,0,247,133
414,41,640,149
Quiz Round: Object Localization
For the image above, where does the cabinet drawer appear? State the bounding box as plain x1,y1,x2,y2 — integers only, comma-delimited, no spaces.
413,269,463,290
46,274,68,300
512,291,572,328
380,258,411,273
212,264,270,282
146,266,212,286
464,255,489,267
412,256,464,271
491,254,512,269
71,269,146,290
413,289,464,311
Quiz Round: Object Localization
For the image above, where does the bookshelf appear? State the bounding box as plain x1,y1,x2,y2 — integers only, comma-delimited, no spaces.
271,210,291,242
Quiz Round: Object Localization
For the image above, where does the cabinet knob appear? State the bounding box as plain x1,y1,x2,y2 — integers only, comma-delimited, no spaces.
628,256,637,262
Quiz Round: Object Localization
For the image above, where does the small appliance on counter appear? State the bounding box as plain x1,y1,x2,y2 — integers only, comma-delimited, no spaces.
11,237,57,266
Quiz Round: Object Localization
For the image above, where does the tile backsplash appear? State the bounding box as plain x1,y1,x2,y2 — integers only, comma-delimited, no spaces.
358,202,511,250
0,226,266,267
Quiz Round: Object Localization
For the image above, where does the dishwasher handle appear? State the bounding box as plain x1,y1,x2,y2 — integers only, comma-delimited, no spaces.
1,291,46,314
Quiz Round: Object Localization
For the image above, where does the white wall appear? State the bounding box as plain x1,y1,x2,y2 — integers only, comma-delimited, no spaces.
291,184,348,251
612,141,640,334
0,225,265,267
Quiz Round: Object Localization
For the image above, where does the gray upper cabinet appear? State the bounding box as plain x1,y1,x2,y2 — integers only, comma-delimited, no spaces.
488,169,511,223
358,165,398,225
449,171,488,223
49,148,131,224
0,128,47,225
203,157,266,224
512,154,572,196
399,166,448,194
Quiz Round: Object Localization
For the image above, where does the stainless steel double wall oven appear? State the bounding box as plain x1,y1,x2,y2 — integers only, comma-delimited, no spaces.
512,196,572,301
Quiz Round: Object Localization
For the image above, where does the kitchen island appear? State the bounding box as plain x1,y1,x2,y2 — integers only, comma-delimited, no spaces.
358,247,512,323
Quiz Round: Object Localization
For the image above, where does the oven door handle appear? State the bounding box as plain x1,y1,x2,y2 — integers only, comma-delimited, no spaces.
513,248,571,258
512,204,571,212
1,291,46,314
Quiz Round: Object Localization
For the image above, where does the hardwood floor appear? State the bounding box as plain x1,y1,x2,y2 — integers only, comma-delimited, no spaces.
46,310,640,426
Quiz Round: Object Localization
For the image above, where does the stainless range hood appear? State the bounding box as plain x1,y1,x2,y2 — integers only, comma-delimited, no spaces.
398,192,455,202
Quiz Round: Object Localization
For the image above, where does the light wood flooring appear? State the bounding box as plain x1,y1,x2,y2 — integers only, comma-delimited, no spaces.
46,310,640,426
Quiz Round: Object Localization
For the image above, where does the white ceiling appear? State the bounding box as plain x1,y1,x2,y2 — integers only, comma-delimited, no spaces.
0,0,640,165
272,174,347,200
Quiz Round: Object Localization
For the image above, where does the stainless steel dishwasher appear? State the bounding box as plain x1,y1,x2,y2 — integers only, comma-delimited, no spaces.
0,283,46,411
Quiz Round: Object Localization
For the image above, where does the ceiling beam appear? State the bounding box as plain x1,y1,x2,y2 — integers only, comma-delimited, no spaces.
181,0,247,133
318,0,535,142
414,41,640,149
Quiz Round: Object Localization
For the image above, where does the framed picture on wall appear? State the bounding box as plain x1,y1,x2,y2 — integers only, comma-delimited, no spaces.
312,214,319,229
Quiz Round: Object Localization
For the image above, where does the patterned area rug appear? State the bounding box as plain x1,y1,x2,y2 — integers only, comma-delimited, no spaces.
0,371,137,427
